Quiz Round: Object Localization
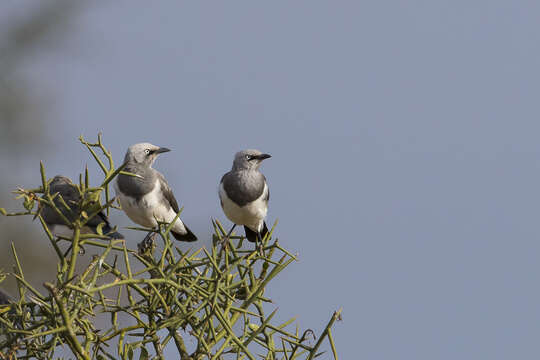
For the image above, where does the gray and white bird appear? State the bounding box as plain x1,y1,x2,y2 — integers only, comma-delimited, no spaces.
115,143,197,242
219,149,271,249
41,175,123,239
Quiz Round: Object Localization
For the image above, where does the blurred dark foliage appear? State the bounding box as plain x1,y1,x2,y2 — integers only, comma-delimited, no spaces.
0,0,82,296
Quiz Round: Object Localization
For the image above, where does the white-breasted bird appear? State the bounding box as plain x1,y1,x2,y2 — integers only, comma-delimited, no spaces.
219,149,271,250
115,143,197,242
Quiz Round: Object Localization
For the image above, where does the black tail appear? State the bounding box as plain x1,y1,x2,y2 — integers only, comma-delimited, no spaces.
171,224,198,242
101,224,124,239
107,231,124,239
94,213,124,239
244,222,269,243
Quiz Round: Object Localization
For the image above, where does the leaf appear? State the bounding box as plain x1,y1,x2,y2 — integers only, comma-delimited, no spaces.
87,191,102,203
96,222,105,236
23,197,34,211
0,208,6,216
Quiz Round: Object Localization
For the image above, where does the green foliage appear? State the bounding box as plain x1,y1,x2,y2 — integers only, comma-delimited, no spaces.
0,135,340,359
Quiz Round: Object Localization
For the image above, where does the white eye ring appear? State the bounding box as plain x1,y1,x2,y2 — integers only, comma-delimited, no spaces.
245,154,251,160
144,149,150,155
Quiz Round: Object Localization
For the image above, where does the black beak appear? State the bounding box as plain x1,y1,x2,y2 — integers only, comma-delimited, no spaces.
154,147,171,154
254,153,271,160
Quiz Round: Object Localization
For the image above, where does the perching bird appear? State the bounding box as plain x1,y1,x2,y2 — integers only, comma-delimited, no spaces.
219,149,271,250
41,175,123,239
115,143,197,242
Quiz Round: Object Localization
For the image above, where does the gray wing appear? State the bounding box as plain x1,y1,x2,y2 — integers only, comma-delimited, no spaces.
86,210,111,228
41,177,123,238
41,181,80,225
156,171,180,213
264,175,269,202
156,172,197,241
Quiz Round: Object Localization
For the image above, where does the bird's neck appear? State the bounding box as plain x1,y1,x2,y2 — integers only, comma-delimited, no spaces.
232,166,258,172
126,162,152,171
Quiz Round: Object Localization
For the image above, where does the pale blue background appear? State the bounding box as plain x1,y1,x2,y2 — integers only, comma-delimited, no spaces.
2,1,540,358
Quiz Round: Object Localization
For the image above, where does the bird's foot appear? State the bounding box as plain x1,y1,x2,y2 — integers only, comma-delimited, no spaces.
138,232,157,254
257,241,265,257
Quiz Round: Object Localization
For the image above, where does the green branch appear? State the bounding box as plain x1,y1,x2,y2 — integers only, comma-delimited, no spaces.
0,134,340,360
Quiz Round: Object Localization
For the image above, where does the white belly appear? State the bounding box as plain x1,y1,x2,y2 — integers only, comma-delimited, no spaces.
115,180,186,234
219,182,268,232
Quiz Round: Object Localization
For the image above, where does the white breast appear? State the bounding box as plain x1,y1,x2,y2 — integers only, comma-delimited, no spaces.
115,179,186,233
219,182,268,232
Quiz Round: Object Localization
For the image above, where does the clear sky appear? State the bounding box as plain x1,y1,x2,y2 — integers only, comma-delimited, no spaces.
3,1,540,358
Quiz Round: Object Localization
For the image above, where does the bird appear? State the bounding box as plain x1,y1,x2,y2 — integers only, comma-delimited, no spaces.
115,143,197,242
41,175,123,239
219,149,271,251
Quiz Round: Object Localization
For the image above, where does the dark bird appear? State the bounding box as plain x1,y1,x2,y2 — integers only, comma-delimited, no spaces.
42,175,123,239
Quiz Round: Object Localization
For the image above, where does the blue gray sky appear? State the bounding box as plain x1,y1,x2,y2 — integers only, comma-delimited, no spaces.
3,1,540,358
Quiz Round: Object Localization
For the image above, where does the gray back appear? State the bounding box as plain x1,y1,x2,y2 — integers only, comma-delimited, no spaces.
41,175,110,228
41,176,80,225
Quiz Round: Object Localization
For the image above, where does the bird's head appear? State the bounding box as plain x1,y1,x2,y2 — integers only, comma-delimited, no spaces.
50,175,72,186
232,149,271,171
124,143,171,167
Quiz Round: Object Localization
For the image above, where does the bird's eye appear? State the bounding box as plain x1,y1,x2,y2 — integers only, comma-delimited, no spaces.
245,155,251,160
144,149,150,155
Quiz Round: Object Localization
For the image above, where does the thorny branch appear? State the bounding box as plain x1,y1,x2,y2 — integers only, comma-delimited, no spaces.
0,135,340,359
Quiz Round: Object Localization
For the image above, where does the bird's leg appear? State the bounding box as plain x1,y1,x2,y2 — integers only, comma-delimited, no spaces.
142,231,154,244
138,231,157,254
221,224,236,250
